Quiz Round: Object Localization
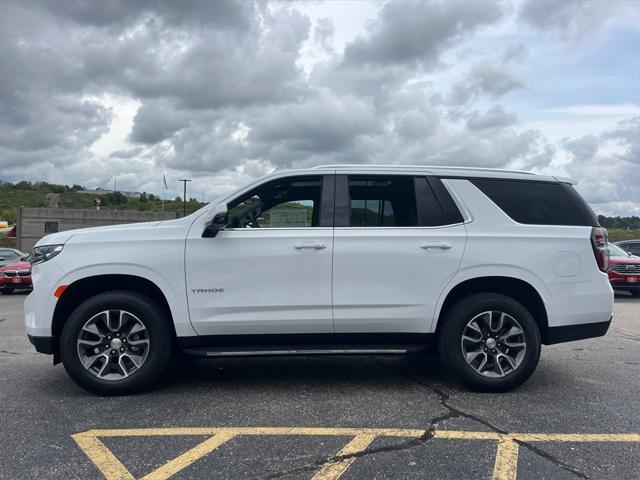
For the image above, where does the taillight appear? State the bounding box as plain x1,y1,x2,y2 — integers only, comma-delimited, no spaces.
591,227,609,272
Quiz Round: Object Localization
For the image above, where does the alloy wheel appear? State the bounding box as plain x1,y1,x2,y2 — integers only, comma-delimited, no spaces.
460,310,527,378
76,310,150,381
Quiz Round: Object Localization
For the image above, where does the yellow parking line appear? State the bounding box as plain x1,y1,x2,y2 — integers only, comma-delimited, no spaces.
434,430,501,440
140,432,236,480
71,433,134,480
492,438,519,480
79,427,427,438
510,433,640,442
312,434,376,480
72,428,640,480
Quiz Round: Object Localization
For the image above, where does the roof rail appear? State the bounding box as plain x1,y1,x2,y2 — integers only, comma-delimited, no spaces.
311,164,538,175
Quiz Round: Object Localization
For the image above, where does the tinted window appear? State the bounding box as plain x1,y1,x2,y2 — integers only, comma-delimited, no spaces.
0,250,19,260
228,176,322,228
471,179,598,226
619,242,640,256
415,177,464,226
348,176,417,227
44,221,59,233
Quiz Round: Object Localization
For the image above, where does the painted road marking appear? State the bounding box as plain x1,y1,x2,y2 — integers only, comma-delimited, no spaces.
312,434,376,480
72,428,640,480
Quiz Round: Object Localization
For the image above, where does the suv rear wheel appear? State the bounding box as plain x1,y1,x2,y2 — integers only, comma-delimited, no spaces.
60,291,173,395
438,293,541,392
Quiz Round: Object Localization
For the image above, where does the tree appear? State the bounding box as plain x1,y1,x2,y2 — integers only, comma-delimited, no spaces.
174,196,182,202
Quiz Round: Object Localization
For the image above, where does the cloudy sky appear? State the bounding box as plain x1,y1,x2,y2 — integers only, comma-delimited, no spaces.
1,0,638,215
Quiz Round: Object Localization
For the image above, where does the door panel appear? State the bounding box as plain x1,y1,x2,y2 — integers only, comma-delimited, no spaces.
184,173,334,336
332,226,466,333
186,228,334,335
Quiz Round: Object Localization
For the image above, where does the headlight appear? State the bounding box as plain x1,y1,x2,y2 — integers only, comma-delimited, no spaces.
32,245,64,265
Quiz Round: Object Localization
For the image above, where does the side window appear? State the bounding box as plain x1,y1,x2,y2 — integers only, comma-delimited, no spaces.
348,176,417,227
227,176,323,228
415,177,464,227
471,179,598,226
626,243,640,256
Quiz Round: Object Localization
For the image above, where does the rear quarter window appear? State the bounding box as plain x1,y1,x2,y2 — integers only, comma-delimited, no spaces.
470,179,598,227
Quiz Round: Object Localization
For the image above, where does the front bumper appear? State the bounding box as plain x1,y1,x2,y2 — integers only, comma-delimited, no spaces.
0,282,33,290
27,334,54,354
545,317,612,345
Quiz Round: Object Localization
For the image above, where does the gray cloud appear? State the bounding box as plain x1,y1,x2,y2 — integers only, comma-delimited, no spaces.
563,117,639,211
466,106,518,131
448,61,524,107
343,1,502,67
519,0,635,38
32,0,253,29
130,102,188,144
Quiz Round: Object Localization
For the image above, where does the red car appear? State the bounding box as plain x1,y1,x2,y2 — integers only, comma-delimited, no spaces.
608,243,640,297
0,259,33,294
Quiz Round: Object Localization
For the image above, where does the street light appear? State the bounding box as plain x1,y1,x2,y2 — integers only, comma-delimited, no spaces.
179,179,191,217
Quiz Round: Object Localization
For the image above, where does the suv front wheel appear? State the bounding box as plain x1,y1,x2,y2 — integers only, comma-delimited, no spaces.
60,291,173,395
438,293,541,392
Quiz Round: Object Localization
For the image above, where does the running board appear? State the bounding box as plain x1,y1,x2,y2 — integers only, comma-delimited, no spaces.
181,346,417,358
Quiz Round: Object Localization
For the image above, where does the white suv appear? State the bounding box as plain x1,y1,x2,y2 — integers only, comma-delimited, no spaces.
24,166,614,395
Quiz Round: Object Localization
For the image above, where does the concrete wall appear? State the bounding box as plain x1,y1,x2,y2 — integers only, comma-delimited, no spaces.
16,208,177,252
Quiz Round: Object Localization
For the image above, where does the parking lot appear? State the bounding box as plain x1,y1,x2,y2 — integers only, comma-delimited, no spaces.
1,293,638,480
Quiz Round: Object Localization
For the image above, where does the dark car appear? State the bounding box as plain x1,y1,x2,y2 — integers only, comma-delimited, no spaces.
0,259,33,294
607,243,640,297
615,239,640,257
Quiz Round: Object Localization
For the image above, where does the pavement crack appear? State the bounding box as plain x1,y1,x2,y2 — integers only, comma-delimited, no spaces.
373,358,591,479
251,429,436,480
0,349,23,355
514,440,590,479
613,329,640,342
373,358,507,434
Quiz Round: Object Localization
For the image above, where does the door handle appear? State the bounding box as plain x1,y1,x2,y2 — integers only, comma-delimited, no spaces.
293,241,327,249
420,242,452,250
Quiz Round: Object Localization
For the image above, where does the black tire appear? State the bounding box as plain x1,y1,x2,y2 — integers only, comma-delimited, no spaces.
437,293,541,392
0,288,14,294
629,289,640,298
60,291,173,395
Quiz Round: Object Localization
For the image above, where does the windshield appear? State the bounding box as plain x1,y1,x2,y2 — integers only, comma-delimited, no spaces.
608,243,629,257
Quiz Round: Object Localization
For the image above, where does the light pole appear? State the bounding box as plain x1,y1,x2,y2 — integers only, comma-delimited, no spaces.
179,179,191,217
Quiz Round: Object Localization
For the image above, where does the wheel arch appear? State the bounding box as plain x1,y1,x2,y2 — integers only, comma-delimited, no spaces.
51,274,176,363
434,276,550,344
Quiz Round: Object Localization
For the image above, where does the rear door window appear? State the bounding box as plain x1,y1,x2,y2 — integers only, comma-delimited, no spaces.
470,179,598,226
347,176,417,227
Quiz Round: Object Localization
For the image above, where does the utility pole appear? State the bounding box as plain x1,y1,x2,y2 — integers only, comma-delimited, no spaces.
179,179,191,217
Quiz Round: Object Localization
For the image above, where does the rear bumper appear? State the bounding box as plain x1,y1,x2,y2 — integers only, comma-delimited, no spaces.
27,334,54,354
545,317,612,345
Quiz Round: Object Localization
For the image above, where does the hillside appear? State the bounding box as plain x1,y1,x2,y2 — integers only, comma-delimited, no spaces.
0,181,205,224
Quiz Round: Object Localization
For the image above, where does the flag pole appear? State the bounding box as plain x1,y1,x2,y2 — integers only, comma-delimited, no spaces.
162,173,167,212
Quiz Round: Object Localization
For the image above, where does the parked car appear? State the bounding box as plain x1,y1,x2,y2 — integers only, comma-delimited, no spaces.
25,165,613,395
0,248,28,267
0,258,33,294
608,243,640,297
614,239,640,257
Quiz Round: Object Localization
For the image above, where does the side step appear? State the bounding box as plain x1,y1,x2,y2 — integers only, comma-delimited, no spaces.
181,345,424,358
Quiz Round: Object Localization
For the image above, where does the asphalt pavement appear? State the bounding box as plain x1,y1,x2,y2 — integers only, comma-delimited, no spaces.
0,291,638,480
